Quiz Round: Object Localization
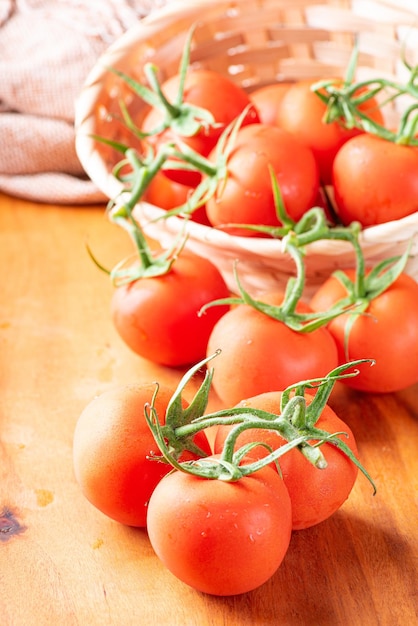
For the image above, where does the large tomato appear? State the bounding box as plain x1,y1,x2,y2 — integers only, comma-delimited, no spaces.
205,124,320,235
213,391,359,530
332,134,418,226
206,291,339,405
146,460,292,595
310,270,418,392
111,249,230,367
141,68,259,186
277,79,385,184
72,384,211,527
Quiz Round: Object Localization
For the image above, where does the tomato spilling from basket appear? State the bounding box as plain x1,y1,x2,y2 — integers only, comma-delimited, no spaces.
73,5,418,597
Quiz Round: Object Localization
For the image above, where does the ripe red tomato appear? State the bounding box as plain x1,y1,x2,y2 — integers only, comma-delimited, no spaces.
72,384,211,527
206,291,339,405
310,270,418,392
143,170,210,225
213,391,359,530
111,249,230,367
277,79,385,184
205,124,320,235
332,134,418,226
146,460,292,595
250,82,292,126
141,68,259,186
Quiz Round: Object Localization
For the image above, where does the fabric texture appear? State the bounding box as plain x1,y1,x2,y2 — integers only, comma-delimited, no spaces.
0,0,168,204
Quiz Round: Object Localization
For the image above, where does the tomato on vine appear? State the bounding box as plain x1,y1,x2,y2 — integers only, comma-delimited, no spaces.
201,231,340,405
277,78,384,185
332,134,418,226
143,357,375,593
72,381,211,527
147,461,292,595
111,245,230,366
305,207,418,393
310,267,418,392
90,168,230,367
204,123,320,235
206,290,338,405
213,390,360,530
140,68,259,186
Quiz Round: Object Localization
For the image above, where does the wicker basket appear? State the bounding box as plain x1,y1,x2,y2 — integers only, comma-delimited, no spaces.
75,0,418,296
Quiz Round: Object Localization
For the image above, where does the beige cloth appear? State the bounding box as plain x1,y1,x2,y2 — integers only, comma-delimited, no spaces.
0,0,168,204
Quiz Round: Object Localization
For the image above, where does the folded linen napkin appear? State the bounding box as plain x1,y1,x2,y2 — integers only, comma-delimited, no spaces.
0,0,168,204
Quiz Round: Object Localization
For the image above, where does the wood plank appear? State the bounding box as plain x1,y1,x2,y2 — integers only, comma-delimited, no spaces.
1,193,417,626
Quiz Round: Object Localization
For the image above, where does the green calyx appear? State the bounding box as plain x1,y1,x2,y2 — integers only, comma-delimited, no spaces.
144,354,376,492
311,42,418,145
109,25,216,140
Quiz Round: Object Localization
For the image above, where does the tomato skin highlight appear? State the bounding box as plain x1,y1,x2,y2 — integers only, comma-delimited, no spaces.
72,384,211,527
146,462,292,595
111,250,230,367
310,270,418,392
205,124,320,236
213,392,359,530
332,134,418,226
206,292,339,406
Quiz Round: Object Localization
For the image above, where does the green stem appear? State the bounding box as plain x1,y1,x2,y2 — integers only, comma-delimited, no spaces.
279,243,307,317
144,63,180,118
144,353,376,489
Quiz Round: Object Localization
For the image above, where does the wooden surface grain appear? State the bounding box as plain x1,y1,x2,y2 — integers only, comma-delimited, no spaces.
1,193,417,626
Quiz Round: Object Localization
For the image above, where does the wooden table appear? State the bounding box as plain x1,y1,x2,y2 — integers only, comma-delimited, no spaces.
1,192,417,626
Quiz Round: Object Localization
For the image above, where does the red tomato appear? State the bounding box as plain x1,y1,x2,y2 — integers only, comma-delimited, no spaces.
111,249,230,367
310,270,418,392
250,82,292,126
205,124,320,235
143,170,210,225
277,79,385,184
146,460,292,595
332,134,418,226
72,384,211,527
213,391,359,530
141,69,259,186
206,291,339,405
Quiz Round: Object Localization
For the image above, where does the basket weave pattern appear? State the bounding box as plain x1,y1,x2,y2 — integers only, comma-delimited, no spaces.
75,0,418,295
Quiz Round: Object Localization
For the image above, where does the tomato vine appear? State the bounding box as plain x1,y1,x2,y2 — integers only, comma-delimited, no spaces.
144,352,376,492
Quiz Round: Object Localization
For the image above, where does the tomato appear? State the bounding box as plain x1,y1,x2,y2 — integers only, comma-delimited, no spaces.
277,79,385,184
141,69,259,186
111,249,230,367
310,270,418,392
72,384,211,527
146,460,292,595
213,391,359,530
206,291,339,405
332,134,418,226
250,82,292,126
205,124,320,235
143,170,210,225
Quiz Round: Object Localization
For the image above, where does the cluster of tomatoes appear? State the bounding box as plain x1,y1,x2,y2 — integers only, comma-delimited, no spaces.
73,39,418,596
73,356,372,596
